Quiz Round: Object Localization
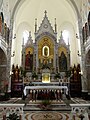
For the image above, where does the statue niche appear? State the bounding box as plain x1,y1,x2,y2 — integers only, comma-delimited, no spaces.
41,46,50,69
43,46,49,57
25,51,33,71
59,51,67,72
44,47,48,56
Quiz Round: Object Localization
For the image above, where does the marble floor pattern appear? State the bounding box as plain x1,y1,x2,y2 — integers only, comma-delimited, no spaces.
0,97,90,120
24,111,89,120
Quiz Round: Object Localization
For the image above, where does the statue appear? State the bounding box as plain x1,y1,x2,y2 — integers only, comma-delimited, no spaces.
44,47,48,56
25,51,33,71
15,65,19,80
59,52,67,71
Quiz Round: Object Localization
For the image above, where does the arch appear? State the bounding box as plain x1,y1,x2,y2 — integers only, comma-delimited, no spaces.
11,0,81,33
11,0,27,19
23,30,29,45
62,30,70,45
11,0,81,20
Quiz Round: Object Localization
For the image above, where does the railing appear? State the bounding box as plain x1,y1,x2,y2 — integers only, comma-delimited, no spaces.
0,103,90,119
0,104,24,120
70,104,90,120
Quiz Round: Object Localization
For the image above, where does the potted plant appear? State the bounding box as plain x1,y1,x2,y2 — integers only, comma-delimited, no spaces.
32,72,38,80
54,73,60,79
20,67,26,77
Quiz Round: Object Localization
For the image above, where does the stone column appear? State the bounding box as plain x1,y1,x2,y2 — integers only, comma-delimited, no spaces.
34,53,36,71
7,18,14,94
35,45,38,73
56,45,59,72
53,43,56,72
81,52,88,92
22,38,25,70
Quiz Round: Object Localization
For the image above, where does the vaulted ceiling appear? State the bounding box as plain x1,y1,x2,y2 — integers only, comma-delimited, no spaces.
11,0,81,39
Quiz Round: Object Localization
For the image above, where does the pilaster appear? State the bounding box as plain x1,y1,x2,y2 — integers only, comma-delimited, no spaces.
78,18,88,93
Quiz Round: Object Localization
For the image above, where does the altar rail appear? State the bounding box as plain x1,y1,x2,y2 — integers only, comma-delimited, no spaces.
0,104,24,120
70,104,90,120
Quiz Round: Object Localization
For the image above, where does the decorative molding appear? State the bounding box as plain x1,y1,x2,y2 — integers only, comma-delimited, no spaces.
35,32,57,43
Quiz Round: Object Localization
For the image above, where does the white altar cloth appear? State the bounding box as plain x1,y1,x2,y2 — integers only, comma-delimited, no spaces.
24,86,68,96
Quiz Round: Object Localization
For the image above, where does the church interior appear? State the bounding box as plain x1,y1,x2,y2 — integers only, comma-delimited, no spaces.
0,0,90,119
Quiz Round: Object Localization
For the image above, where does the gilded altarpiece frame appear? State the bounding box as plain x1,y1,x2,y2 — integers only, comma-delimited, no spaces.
38,36,54,71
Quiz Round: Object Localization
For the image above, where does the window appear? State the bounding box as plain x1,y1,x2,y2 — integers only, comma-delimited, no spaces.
23,30,29,45
62,30,70,45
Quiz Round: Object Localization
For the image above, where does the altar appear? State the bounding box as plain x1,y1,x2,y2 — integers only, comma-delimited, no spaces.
24,85,68,96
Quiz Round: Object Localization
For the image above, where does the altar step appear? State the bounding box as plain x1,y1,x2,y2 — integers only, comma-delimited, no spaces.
24,103,71,111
